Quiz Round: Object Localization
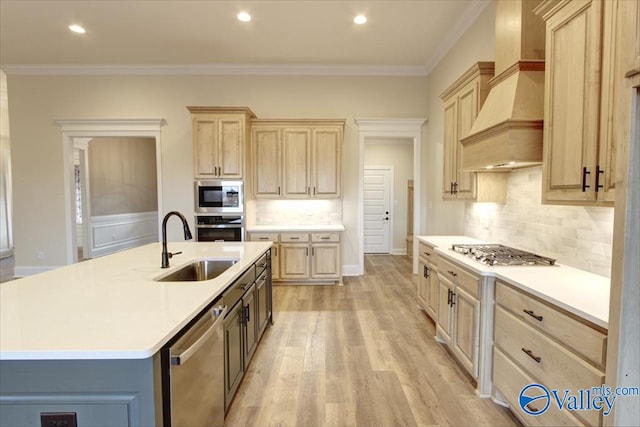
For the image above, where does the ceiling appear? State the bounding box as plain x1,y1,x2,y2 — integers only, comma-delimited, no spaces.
0,0,490,75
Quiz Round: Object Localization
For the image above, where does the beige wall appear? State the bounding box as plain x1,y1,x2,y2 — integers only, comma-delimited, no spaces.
423,2,496,235
6,74,428,269
5,2,500,272
88,137,157,216
364,140,414,254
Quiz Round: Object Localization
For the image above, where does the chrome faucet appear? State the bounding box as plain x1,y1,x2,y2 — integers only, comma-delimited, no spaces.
161,211,193,268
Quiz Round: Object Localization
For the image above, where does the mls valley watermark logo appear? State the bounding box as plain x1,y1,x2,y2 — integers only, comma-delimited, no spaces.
519,383,640,417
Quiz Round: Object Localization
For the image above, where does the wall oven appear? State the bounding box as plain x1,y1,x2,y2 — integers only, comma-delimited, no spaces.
195,215,244,242
195,180,243,214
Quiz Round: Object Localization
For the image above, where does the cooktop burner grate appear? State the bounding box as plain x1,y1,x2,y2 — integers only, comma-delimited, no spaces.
450,243,556,266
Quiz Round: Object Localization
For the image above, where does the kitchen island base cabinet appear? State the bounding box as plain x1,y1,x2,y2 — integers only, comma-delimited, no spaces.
0,358,160,427
223,251,273,411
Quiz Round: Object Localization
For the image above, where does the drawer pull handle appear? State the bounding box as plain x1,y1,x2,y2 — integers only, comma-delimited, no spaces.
321,236,331,240
523,309,543,322
290,237,300,240
447,270,457,277
259,237,269,240
521,348,541,363
423,251,431,256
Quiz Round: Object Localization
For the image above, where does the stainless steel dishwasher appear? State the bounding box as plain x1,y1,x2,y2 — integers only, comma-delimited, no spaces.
165,303,227,427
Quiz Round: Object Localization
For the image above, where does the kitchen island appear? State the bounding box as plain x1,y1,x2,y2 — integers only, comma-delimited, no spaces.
0,241,272,426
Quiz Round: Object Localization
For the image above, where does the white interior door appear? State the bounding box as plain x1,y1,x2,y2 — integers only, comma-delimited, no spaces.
364,167,392,254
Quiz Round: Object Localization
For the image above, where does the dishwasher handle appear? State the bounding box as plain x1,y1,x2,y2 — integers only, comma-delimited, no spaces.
171,305,227,366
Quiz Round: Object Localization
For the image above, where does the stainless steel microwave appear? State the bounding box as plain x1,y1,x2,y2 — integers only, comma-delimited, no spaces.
195,180,243,214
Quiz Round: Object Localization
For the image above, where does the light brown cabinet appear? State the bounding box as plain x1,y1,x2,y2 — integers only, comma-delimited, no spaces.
536,0,622,206
249,232,341,283
441,62,507,202
436,256,481,378
493,280,607,426
417,240,438,321
188,107,255,179
251,120,344,199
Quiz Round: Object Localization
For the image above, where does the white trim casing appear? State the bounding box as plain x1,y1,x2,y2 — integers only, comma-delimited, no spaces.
355,118,426,276
56,119,166,265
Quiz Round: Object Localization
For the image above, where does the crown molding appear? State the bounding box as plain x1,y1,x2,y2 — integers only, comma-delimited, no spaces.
1,63,428,77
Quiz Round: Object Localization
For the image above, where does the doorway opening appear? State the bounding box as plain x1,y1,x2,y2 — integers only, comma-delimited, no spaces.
73,136,159,261
57,119,166,265
355,118,426,275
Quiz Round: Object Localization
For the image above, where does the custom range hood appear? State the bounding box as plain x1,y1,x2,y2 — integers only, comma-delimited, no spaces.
461,0,546,171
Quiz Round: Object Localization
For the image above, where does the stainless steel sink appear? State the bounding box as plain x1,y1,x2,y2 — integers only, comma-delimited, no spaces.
155,259,238,282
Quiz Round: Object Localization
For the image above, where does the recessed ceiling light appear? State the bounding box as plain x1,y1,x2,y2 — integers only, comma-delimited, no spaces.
354,15,367,25
69,24,86,34
237,12,251,22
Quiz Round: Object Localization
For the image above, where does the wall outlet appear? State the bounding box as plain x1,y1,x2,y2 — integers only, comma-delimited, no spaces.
37,251,45,260
40,412,77,427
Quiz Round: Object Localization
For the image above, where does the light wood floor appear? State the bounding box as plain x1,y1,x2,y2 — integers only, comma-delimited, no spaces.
225,255,519,427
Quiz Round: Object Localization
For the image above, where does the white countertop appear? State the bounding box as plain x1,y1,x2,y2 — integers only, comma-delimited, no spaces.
417,236,610,329
0,242,271,361
247,224,345,232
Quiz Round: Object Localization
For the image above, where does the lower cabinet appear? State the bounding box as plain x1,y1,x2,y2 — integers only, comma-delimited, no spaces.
223,251,273,411
249,231,342,284
224,302,245,405
492,280,607,426
417,241,438,321
435,256,481,379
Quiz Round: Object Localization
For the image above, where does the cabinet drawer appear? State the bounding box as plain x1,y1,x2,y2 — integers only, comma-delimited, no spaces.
280,233,310,242
255,252,269,276
311,233,340,243
438,257,479,298
249,233,279,242
493,347,586,427
494,306,604,427
417,241,437,263
495,281,607,369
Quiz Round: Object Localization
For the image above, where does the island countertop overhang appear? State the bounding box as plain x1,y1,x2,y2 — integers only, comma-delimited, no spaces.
0,242,272,361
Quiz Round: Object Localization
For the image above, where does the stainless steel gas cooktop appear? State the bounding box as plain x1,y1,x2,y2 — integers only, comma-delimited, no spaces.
451,243,556,266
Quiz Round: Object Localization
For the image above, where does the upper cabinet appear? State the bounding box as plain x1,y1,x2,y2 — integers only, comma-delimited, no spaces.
536,0,622,206
252,119,344,199
187,107,256,179
441,62,507,202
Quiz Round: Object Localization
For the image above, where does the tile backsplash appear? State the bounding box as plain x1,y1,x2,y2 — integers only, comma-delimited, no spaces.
253,199,343,225
464,166,614,277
